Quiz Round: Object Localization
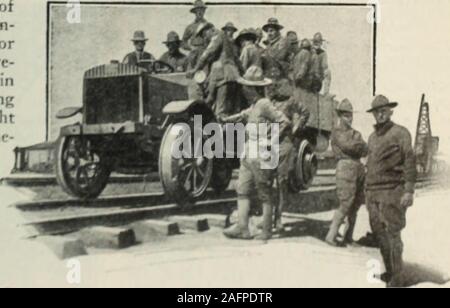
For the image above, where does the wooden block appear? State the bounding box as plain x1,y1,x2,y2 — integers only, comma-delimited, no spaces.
131,220,180,242
168,216,209,232
79,227,136,249
40,236,87,260
197,214,229,228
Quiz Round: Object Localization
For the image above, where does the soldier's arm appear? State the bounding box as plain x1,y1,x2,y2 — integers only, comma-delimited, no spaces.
294,51,311,82
181,25,193,51
195,34,222,71
334,130,369,158
260,100,292,135
400,129,417,193
122,54,130,64
222,108,250,123
240,47,250,71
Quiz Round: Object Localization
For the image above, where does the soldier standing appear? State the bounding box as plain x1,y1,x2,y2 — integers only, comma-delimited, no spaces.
261,18,291,79
310,32,331,95
123,31,155,66
236,28,262,71
268,82,310,232
222,66,291,241
182,0,209,52
325,99,368,247
159,32,188,72
187,22,243,118
292,39,313,104
222,22,238,39
365,95,416,287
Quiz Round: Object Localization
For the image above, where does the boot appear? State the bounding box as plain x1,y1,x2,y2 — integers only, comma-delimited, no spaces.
275,183,288,233
343,212,358,245
223,199,253,240
388,235,405,288
325,210,346,247
378,231,394,284
255,202,273,242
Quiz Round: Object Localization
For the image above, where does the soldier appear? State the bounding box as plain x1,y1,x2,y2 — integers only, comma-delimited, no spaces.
255,28,265,52
286,31,300,81
159,32,188,72
365,95,416,287
366,95,417,287
268,80,310,232
222,66,291,241
187,22,243,118
222,22,238,39
310,32,331,95
186,36,206,71
292,39,313,105
325,99,368,247
236,28,262,71
261,18,291,79
123,31,155,66
182,0,209,51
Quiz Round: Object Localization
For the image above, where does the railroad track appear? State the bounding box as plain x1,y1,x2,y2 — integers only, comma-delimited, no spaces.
13,172,446,240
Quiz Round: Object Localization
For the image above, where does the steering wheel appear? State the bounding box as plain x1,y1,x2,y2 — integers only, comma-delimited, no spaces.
152,61,175,74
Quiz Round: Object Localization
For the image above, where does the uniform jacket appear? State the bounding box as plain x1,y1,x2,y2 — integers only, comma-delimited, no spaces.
331,123,368,161
182,18,207,51
159,51,188,72
123,51,155,66
366,121,417,193
195,30,242,87
240,43,262,71
292,47,313,89
262,36,291,77
274,97,310,136
311,47,329,81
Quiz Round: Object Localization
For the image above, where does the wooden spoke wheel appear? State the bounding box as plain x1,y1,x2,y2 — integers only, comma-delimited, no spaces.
55,136,111,199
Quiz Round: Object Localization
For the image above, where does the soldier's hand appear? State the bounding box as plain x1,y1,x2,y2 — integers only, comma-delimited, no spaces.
400,192,414,209
186,70,196,79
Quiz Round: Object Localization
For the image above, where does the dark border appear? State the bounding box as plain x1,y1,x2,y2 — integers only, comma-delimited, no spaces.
46,1,378,141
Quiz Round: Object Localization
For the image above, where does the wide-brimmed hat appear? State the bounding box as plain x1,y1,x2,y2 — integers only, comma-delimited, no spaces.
190,0,207,13
222,22,238,33
237,66,272,87
195,22,214,37
336,99,354,113
163,31,181,44
263,18,284,32
235,28,258,45
131,31,148,42
367,95,398,113
312,32,326,43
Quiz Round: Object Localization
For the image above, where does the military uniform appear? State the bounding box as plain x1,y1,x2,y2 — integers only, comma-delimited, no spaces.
273,97,310,231
123,51,155,66
326,121,368,246
366,120,416,284
240,43,262,71
262,36,291,79
182,18,208,51
159,51,188,72
310,46,329,94
292,40,313,105
233,98,291,238
194,29,242,117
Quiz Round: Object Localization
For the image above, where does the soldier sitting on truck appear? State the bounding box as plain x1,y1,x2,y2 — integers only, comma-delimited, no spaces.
159,31,188,73
123,31,156,67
